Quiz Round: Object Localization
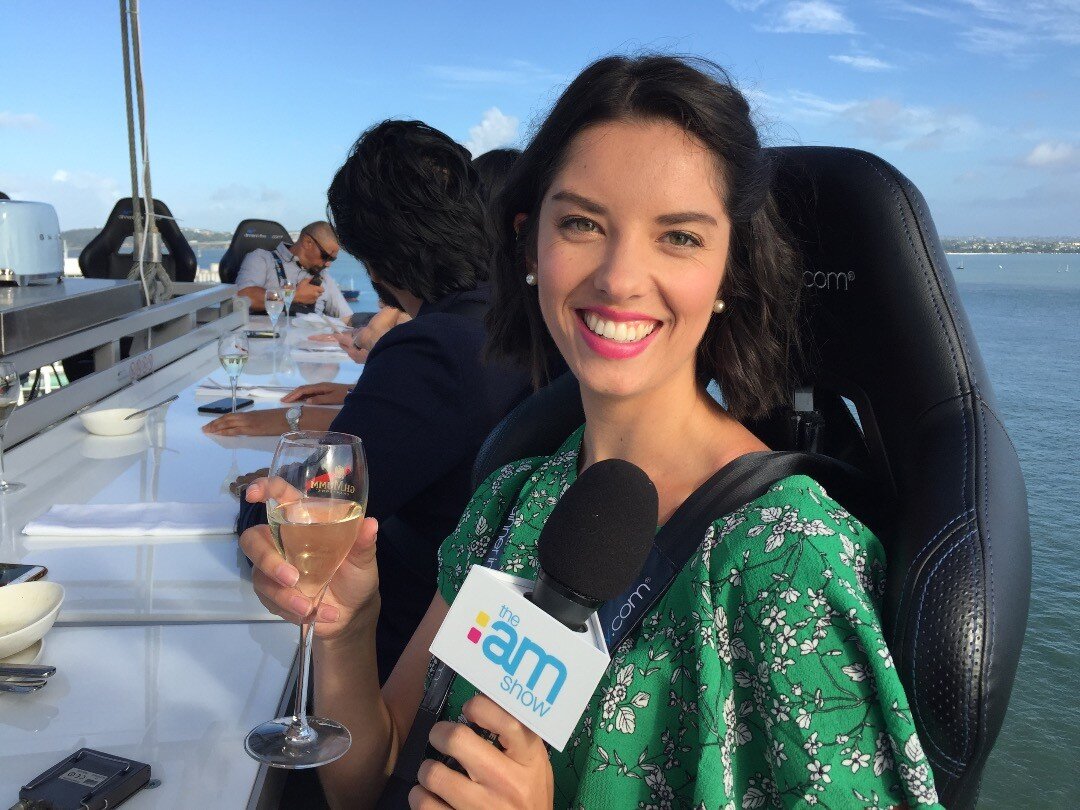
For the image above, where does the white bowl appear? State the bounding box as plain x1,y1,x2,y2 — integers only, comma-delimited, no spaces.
79,407,146,436
0,582,64,659
0,638,43,665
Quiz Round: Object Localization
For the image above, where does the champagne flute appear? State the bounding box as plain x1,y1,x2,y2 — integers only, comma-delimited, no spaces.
245,430,369,768
282,281,297,329
217,333,249,413
265,288,285,337
0,362,24,492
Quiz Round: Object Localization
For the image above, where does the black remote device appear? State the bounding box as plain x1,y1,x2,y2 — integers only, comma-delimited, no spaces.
16,748,151,810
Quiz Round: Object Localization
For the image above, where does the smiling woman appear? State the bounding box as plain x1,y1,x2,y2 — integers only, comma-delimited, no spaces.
240,55,942,810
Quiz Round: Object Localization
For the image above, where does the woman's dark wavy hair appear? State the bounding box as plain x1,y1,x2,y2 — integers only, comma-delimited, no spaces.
327,119,492,303
487,55,802,422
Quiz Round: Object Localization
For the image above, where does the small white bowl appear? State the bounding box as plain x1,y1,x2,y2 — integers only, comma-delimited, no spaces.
79,407,146,436
0,582,64,659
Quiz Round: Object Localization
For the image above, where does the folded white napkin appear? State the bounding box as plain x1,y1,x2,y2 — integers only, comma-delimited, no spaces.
23,502,237,537
197,377,294,400
292,313,346,329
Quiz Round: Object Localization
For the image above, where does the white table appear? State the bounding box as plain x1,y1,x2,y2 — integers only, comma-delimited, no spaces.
0,623,297,809
0,317,361,807
0,323,360,625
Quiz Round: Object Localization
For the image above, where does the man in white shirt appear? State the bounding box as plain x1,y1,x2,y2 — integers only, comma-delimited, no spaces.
233,221,352,319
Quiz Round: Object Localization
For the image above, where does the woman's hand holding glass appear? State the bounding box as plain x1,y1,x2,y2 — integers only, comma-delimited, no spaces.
243,430,372,768
239,479,380,639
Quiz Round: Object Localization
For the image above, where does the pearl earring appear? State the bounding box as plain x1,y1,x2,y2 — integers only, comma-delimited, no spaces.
713,298,726,314
525,273,537,286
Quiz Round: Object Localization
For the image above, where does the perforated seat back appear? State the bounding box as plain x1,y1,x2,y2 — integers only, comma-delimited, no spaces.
218,219,290,283
471,146,1030,808
78,198,196,282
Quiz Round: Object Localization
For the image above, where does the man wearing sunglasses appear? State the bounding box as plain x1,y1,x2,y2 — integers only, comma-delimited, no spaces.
234,220,353,319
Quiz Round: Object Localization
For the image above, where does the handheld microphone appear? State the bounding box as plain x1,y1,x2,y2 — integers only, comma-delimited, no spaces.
429,458,658,751
532,458,659,628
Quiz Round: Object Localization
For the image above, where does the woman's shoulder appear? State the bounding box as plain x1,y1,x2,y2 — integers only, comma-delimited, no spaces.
704,473,883,592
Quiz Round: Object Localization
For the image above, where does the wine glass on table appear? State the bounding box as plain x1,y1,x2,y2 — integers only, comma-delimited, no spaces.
217,332,249,413
244,430,369,768
265,288,285,338
282,281,297,329
0,362,24,492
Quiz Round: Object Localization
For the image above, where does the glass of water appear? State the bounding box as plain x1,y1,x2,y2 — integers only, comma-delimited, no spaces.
265,288,285,337
217,333,250,413
0,362,24,492
282,281,297,329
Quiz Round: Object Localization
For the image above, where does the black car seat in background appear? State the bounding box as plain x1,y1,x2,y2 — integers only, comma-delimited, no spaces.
217,219,291,284
471,146,1030,810
78,198,197,282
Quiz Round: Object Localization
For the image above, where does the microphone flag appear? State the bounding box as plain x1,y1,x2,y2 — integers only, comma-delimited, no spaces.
429,565,609,751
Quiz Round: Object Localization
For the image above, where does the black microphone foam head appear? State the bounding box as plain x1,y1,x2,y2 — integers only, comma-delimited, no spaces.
537,458,658,602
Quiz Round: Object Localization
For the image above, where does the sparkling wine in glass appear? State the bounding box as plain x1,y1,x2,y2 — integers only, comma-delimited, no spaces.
282,281,297,328
217,332,249,413
265,288,285,337
245,430,369,768
0,362,24,492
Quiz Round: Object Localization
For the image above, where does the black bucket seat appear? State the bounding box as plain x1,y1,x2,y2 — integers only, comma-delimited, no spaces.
217,219,291,284
79,198,196,282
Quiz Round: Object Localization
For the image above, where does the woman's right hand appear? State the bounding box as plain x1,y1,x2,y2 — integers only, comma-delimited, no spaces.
239,476,381,640
280,381,352,405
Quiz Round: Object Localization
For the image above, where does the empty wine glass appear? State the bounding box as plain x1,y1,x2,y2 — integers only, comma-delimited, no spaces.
0,362,24,492
265,288,285,337
217,333,249,413
244,430,368,768
282,281,297,329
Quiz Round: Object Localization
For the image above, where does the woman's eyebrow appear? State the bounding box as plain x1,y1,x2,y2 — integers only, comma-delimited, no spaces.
656,211,718,227
551,190,607,215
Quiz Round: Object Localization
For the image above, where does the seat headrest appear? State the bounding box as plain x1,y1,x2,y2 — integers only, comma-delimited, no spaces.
78,198,197,282
218,219,291,283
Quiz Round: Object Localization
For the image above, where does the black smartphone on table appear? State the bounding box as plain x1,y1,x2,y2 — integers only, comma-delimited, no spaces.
0,563,48,586
198,397,255,414
246,330,279,339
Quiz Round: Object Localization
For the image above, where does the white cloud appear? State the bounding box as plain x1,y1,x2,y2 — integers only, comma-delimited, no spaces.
829,54,894,71
427,60,563,87
772,1,857,34
0,111,43,129
1023,141,1076,167
464,108,520,157
779,91,982,151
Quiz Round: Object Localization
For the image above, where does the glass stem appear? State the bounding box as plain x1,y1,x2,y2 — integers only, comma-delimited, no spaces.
230,377,238,413
290,616,316,740
0,431,6,483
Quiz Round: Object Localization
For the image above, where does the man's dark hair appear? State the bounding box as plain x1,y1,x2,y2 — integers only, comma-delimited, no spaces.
472,148,521,206
486,55,802,421
327,120,492,303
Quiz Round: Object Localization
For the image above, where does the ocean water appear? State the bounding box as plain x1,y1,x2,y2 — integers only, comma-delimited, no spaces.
200,246,1077,805
949,254,1080,808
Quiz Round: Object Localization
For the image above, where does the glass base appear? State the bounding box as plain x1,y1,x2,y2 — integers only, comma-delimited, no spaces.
0,480,25,492
244,715,351,769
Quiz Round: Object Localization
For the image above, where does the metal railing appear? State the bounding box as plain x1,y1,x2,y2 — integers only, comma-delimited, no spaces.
3,282,245,445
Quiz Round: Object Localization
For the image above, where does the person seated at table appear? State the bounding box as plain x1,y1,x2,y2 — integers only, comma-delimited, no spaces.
241,55,939,809
209,119,535,682
234,221,353,320
305,151,522,368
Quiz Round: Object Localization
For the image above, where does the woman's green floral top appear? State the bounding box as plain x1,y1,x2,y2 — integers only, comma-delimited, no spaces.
437,427,941,809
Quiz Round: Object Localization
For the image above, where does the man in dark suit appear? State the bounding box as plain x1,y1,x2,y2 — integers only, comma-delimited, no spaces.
214,120,533,681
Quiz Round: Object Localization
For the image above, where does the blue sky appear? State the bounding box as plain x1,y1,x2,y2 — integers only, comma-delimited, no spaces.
2,0,1078,236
